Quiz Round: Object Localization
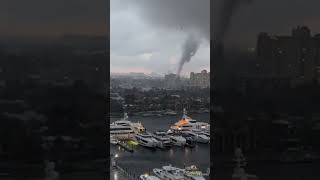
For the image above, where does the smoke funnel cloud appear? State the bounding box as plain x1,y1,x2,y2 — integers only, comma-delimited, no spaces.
177,34,200,76
213,0,252,43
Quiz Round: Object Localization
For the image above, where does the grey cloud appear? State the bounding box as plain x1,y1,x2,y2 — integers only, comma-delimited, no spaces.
110,0,210,75
116,0,210,40
117,0,210,74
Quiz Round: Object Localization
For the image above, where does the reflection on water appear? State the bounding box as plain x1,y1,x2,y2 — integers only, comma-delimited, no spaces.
185,147,190,157
170,148,174,157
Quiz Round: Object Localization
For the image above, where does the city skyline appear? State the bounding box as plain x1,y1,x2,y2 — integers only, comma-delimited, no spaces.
111,69,210,78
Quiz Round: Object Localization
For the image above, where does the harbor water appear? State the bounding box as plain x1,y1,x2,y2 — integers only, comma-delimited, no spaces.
110,113,211,180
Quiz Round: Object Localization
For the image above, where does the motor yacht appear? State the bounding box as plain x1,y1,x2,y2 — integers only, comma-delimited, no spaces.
170,109,210,132
111,113,145,132
181,131,210,143
192,129,210,142
169,135,186,146
135,132,159,148
110,113,145,140
164,110,178,116
153,131,172,149
185,137,196,148
110,135,119,145
110,124,135,140
192,129,210,137
153,165,185,180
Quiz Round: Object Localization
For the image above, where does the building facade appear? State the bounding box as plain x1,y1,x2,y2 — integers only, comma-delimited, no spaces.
190,70,210,88
256,26,320,85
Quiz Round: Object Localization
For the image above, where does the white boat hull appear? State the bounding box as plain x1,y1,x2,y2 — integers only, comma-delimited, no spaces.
170,136,186,146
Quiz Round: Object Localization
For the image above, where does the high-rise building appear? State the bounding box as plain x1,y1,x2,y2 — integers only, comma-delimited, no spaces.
190,70,210,88
256,26,320,84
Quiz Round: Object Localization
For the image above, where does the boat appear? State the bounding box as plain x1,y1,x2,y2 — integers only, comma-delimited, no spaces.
135,132,159,148
110,113,145,140
110,124,135,140
153,131,172,149
185,137,196,148
110,135,119,145
164,110,178,116
110,113,145,132
191,129,210,142
170,108,210,132
181,131,210,143
169,135,186,146
184,165,206,180
153,165,206,180
153,165,185,180
139,174,160,180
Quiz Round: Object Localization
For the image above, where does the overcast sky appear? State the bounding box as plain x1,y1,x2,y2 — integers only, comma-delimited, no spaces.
110,0,210,76
0,0,107,37
2,0,320,74
214,0,320,48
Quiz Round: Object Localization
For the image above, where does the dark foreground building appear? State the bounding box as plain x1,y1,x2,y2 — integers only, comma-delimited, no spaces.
256,26,320,85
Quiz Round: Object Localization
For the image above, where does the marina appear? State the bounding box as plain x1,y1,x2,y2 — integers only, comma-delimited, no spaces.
110,109,210,150
110,112,210,180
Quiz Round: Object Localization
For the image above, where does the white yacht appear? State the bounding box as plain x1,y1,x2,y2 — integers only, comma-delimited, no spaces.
164,110,178,116
110,135,119,145
169,135,186,146
191,129,210,142
135,132,159,148
110,124,135,140
181,131,210,143
153,165,185,180
192,129,210,137
110,113,145,140
153,131,172,149
170,109,210,132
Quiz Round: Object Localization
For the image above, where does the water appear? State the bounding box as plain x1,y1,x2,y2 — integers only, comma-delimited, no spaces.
110,113,211,180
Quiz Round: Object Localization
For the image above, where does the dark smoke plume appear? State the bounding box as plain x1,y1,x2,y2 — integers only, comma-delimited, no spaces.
177,35,200,76
113,0,209,75
213,0,252,43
